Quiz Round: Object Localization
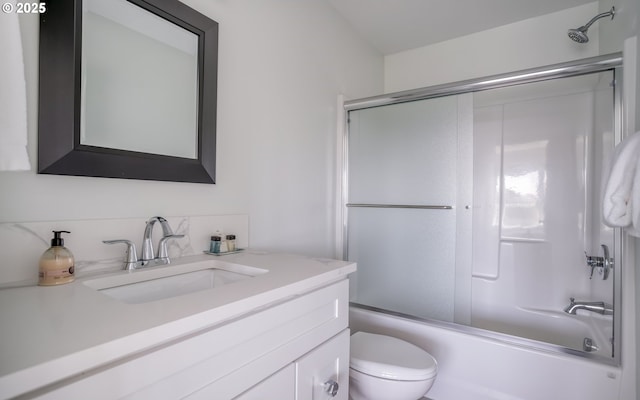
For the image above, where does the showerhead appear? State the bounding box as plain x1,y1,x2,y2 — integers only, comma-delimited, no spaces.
568,27,589,43
568,6,615,43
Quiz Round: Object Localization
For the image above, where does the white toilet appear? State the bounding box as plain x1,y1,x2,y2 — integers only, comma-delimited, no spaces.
349,332,438,400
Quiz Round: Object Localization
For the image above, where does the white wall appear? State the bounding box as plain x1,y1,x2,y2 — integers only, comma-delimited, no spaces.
0,1,383,259
384,3,601,92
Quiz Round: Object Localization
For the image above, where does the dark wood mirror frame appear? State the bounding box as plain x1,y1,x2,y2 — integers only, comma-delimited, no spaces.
38,0,218,184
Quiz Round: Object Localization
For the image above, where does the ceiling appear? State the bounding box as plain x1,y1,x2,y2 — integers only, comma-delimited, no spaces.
326,0,597,55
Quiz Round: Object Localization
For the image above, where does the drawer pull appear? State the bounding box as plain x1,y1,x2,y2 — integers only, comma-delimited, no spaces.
324,380,339,397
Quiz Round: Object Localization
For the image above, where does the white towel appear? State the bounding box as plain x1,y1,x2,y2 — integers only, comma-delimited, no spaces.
0,1,30,171
602,131,640,237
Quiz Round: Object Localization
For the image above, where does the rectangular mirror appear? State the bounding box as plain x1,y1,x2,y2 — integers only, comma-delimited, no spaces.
82,0,199,159
38,0,218,183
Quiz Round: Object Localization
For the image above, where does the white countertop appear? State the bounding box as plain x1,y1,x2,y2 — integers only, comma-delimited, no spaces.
0,250,356,399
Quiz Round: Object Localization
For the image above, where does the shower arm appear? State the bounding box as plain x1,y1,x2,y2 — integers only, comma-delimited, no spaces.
579,7,615,31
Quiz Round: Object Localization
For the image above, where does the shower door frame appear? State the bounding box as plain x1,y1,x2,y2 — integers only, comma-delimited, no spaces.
340,52,624,366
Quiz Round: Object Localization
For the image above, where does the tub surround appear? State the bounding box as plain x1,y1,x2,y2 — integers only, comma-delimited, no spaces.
0,251,356,399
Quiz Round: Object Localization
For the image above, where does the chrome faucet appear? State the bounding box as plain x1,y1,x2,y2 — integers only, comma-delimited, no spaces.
103,216,184,270
141,216,183,263
564,297,613,315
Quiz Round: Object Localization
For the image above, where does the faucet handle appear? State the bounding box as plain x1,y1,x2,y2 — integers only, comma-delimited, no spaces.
157,234,185,261
585,245,614,280
103,239,138,271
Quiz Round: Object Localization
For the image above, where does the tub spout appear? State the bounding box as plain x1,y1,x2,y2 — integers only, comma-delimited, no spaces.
564,297,613,315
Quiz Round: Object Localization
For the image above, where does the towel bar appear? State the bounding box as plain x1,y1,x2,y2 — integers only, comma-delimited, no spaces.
346,203,452,210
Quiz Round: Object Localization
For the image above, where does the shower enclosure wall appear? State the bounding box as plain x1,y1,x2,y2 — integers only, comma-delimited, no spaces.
342,54,623,364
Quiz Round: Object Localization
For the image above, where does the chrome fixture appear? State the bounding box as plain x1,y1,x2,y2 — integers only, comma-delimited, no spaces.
324,380,339,397
583,337,599,352
103,216,184,270
346,203,452,210
585,244,613,280
343,53,621,111
102,239,139,271
141,216,183,263
564,297,613,315
568,6,614,43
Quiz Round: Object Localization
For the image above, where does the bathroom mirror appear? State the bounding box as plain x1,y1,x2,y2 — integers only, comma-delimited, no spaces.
38,0,218,183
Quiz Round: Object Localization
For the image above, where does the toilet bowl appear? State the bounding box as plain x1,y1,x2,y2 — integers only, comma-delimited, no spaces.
349,332,437,400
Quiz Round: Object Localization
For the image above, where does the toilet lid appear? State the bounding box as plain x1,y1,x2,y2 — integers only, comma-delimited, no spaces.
350,332,437,381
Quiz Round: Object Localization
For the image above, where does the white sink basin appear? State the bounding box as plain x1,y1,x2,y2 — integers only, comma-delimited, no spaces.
83,260,268,304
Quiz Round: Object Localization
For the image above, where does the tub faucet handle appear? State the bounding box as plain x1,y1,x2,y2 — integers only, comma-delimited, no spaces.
585,244,613,280
584,252,597,279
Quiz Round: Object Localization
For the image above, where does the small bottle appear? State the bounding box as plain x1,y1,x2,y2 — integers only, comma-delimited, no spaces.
38,230,75,286
226,234,236,252
218,231,228,253
210,235,222,253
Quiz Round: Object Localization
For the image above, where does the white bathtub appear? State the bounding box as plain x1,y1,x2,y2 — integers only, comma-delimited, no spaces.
350,306,622,400
472,307,613,358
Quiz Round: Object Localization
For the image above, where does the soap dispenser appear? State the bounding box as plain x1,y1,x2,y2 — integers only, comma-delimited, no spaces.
38,230,75,286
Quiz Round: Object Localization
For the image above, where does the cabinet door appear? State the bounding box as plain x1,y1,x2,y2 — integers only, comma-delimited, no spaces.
295,330,350,400
234,364,295,400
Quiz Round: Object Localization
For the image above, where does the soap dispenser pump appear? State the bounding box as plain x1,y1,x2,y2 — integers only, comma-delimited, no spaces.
38,230,75,286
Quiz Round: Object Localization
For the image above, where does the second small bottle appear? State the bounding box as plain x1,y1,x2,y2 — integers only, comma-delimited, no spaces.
226,234,236,252
209,234,222,253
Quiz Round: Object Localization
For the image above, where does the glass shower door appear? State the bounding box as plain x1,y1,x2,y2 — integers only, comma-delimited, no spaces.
346,94,472,323
344,66,620,362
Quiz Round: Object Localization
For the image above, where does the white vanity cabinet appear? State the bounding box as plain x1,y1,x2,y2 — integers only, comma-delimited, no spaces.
234,365,296,400
234,329,349,400
27,279,350,400
294,329,349,400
